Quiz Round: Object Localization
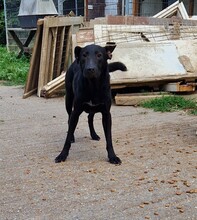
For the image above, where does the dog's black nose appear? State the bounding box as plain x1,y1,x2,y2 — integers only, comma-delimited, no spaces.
84,66,98,79
87,68,95,73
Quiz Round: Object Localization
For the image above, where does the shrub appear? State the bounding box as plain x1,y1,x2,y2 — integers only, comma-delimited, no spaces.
0,46,29,85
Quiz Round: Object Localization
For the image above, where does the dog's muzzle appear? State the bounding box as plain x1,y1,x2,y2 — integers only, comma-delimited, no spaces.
83,68,99,79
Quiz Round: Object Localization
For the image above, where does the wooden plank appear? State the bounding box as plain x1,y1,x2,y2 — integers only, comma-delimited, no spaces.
133,0,139,16
23,88,37,99
106,15,197,26
153,1,180,18
46,28,53,83
115,93,170,106
41,72,66,98
72,34,77,59
189,0,194,16
23,20,44,98
76,28,94,44
44,16,83,28
56,26,66,77
37,18,50,97
111,74,197,87
63,26,72,71
48,27,58,82
178,55,195,73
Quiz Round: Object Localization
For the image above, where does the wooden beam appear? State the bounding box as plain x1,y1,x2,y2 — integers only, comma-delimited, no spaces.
56,26,66,77
41,72,66,98
37,17,51,96
23,20,44,98
44,16,83,28
84,0,88,21
133,0,139,16
115,93,170,106
48,27,58,81
189,0,194,16
63,26,72,71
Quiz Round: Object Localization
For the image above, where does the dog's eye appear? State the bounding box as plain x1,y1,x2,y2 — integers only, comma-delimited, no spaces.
83,53,87,58
97,53,102,58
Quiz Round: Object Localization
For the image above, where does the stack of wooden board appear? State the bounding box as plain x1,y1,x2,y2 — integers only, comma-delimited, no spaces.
23,16,83,98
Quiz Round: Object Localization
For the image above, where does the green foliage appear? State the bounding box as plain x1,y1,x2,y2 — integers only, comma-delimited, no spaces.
141,95,197,115
0,46,29,85
189,108,197,115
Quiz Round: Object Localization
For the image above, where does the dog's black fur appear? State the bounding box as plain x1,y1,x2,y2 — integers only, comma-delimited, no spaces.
55,44,127,164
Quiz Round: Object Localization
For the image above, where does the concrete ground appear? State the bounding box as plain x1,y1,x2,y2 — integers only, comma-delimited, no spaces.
0,86,196,220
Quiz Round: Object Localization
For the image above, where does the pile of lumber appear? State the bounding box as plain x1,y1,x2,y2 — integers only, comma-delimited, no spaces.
23,11,197,100
23,16,83,98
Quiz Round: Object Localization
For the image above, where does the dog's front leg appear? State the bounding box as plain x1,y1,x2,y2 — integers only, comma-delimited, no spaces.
102,112,122,164
55,110,82,163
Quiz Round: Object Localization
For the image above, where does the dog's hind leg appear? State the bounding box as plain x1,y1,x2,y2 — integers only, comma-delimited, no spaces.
88,113,100,141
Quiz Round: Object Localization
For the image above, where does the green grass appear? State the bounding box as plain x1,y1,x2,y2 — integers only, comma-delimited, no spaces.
0,46,29,85
140,95,197,115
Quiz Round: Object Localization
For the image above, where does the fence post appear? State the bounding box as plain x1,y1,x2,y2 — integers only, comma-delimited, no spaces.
3,0,9,50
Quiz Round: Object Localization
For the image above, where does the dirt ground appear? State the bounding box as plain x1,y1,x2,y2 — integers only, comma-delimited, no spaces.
0,86,197,220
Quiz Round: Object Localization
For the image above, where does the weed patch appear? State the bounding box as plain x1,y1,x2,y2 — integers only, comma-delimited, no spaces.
0,46,29,85
140,95,197,115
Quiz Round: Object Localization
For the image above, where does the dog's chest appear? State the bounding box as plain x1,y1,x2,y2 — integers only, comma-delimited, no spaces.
85,81,104,102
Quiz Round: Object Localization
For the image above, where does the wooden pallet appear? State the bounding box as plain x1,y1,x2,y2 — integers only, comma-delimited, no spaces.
23,19,44,98
23,16,83,98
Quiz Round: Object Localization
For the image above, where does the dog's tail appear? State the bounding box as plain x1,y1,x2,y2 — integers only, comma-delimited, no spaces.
108,62,127,72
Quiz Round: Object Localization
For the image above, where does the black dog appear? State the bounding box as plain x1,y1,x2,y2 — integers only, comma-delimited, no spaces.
55,44,127,164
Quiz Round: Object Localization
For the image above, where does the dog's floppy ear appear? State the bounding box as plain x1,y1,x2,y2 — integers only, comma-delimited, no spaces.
75,46,82,62
105,42,116,60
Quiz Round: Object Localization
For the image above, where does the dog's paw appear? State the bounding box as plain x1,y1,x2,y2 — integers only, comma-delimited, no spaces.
71,134,75,143
109,156,122,165
91,133,100,141
55,153,67,163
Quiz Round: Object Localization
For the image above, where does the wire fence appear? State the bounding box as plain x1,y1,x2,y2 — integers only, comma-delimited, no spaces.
3,0,197,51
94,23,197,46
4,0,197,28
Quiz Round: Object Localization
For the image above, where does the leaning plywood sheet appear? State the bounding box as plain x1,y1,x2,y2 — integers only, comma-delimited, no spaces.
108,41,197,86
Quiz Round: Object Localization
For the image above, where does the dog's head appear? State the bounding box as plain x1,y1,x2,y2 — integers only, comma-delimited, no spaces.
74,44,115,79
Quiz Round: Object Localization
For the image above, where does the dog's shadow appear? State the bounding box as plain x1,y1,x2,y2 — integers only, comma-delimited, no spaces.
68,135,106,163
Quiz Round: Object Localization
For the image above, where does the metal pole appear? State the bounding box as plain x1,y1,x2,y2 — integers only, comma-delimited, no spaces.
125,0,129,15
3,0,9,50
122,0,125,15
75,0,78,16
58,0,64,15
